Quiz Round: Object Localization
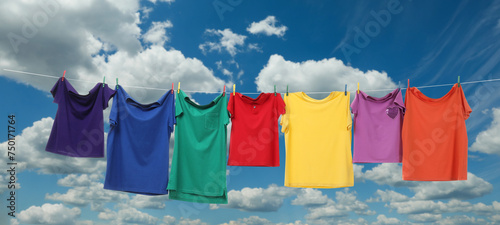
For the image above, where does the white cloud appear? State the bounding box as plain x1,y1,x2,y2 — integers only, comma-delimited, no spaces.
0,118,107,175
407,213,442,222
291,188,329,206
129,194,169,209
143,20,173,46
353,164,364,182
411,172,492,200
92,45,226,103
255,54,397,95
368,189,409,203
247,16,288,37
17,203,81,225
98,208,158,225
292,189,374,224
149,0,176,4
199,28,247,57
435,215,488,225
363,164,415,187
470,107,500,155
160,215,176,225
46,178,129,211
364,164,493,201
57,174,103,187
220,216,273,225
222,184,298,212
0,0,142,86
372,215,401,225
0,1,225,105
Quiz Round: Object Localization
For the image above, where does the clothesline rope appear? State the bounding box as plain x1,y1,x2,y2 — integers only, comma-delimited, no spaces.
3,68,500,94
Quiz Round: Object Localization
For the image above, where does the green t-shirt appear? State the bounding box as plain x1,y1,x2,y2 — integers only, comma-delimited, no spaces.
167,90,229,204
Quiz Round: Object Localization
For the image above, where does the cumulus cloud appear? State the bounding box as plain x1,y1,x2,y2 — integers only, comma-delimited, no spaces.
292,188,374,224
46,175,129,211
0,0,225,105
16,203,81,225
142,20,173,46
199,28,247,57
98,207,158,225
364,164,492,200
470,107,500,155
129,194,169,209
367,189,409,203
255,54,397,95
247,16,288,37
0,117,107,175
411,172,493,200
222,184,298,212
372,215,401,225
291,188,329,206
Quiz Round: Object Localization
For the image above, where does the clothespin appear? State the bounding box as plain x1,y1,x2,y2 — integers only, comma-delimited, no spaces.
171,83,174,94
274,85,277,96
223,85,226,96
62,70,66,81
458,76,460,87
177,82,180,94
103,76,105,87
286,85,289,96
345,84,347,96
233,84,235,96
407,79,410,88
357,82,359,94
116,78,119,89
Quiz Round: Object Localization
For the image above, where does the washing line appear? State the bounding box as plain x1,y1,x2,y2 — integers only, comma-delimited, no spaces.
3,68,500,94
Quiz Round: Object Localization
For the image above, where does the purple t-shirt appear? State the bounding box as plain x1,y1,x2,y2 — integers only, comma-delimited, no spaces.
46,78,115,157
351,88,405,163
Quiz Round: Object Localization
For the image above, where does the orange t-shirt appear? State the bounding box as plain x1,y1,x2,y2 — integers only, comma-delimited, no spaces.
402,84,471,181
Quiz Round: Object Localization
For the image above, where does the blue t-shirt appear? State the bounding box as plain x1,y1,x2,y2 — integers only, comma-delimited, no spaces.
104,86,175,195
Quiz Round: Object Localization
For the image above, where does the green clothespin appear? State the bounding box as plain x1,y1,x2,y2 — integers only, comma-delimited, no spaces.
286,85,289,96
458,76,460,87
345,84,347,96
103,76,105,87
274,85,277,96
116,78,119,89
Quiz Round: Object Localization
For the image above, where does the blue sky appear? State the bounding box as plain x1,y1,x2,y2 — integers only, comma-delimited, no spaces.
1,0,500,224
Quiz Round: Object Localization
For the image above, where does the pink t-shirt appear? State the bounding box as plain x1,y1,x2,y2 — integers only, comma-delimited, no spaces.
351,88,405,163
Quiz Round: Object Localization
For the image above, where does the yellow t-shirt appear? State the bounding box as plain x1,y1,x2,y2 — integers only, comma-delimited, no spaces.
281,92,353,188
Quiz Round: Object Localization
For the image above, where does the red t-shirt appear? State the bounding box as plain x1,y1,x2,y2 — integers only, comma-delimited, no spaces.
227,92,286,166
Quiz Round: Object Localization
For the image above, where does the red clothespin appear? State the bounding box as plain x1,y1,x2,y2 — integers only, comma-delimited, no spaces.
223,85,226,96
62,70,66,81
407,79,410,88
172,83,174,94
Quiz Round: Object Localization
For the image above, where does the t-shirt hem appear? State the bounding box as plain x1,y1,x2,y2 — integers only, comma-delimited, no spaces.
285,182,354,188
228,162,279,167
168,190,228,204
353,159,402,163
104,184,168,195
402,176,468,181
45,149,104,158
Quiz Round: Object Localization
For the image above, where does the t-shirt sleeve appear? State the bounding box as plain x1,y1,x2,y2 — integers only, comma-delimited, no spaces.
276,93,286,116
168,93,176,133
351,91,359,115
280,95,289,133
394,88,406,115
227,94,234,119
347,93,352,131
175,92,183,118
50,79,63,104
460,86,472,120
223,95,230,125
102,85,116,110
109,90,119,127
